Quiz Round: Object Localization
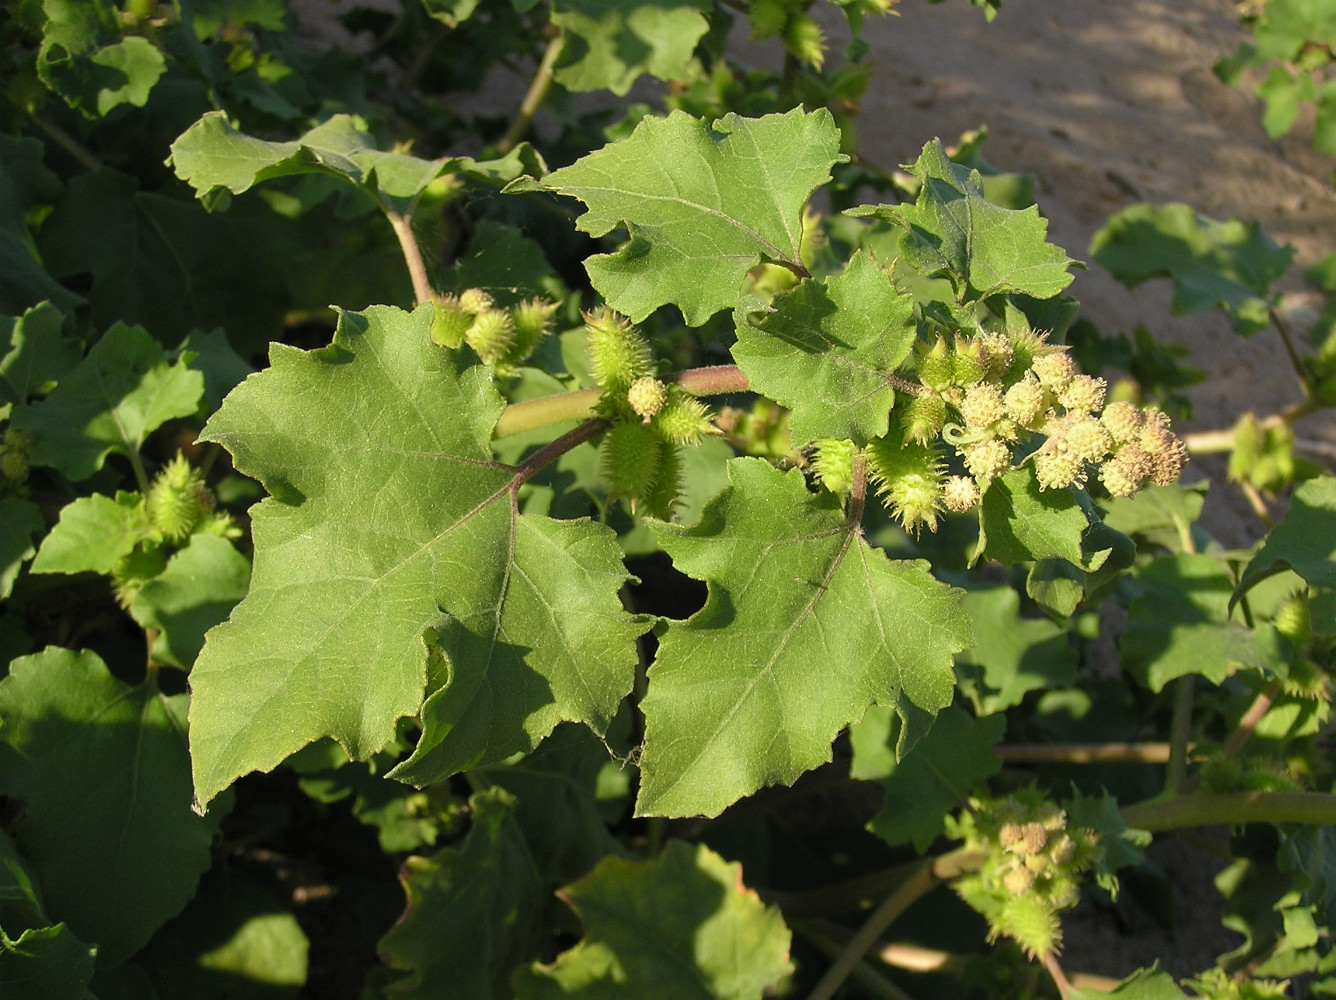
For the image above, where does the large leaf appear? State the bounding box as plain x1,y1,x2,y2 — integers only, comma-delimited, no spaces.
551,0,711,96
38,170,294,351
638,459,970,818
0,137,81,319
527,108,845,325
1121,553,1287,692
513,840,792,999
1089,203,1293,336
12,323,203,482
849,139,1077,302
30,492,153,576
850,704,1004,852
170,112,546,211
189,304,646,808
732,250,917,446
379,788,544,1000
1237,475,1336,597
0,647,225,964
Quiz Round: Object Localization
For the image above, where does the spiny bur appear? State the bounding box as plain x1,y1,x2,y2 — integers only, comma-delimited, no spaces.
147,452,213,542
586,307,653,393
600,421,662,508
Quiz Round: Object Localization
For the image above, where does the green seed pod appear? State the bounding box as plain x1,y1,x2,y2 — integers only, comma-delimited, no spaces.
430,294,472,348
627,376,669,421
507,297,559,364
867,433,945,536
639,441,685,521
586,307,653,393
783,12,826,69
147,452,211,541
810,438,857,495
464,309,516,365
1272,591,1312,646
916,337,953,391
652,388,713,445
996,892,1062,959
749,0,790,38
950,337,985,386
903,391,947,445
600,421,662,505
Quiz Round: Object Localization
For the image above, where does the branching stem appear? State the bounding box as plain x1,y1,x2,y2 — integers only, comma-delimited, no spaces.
510,417,608,488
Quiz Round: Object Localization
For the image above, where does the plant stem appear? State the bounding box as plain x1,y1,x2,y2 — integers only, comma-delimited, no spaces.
493,365,752,439
497,28,565,154
384,208,435,307
1270,307,1312,394
803,858,938,1000
511,417,608,487
30,111,102,171
1223,679,1281,759
765,860,930,918
1120,790,1336,832
1164,675,1195,795
128,448,152,495
847,450,868,528
995,742,1171,764
1042,950,1074,1000
793,922,914,1000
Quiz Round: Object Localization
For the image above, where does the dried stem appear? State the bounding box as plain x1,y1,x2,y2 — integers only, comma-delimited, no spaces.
995,742,1171,764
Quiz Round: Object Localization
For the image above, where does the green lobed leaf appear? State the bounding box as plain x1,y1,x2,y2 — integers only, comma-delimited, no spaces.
1089,203,1294,336
0,647,226,964
527,107,846,325
1122,553,1288,692
953,585,1079,714
30,492,153,577
513,840,793,999
848,138,1077,302
551,0,711,97
378,787,545,1000
0,302,80,408
638,458,971,818
731,250,917,445
188,304,646,808
36,0,165,118
1248,0,1336,61
850,704,1004,852
1064,788,1150,895
976,465,1087,568
0,499,43,601
11,323,203,482
1237,474,1336,598
0,924,97,1000
129,534,252,671
170,112,546,211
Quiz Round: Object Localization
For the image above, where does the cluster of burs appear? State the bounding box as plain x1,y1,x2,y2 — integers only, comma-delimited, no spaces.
811,329,1188,534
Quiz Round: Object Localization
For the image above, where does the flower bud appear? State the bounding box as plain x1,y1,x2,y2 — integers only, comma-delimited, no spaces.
627,377,669,421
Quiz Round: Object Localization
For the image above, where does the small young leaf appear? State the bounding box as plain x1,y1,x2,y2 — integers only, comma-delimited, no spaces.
12,323,203,482
1090,203,1293,336
639,458,970,818
0,648,226,964
0,301,80,407
513,841,792,999
733,250,917,445
527,108,846,324
30,492,153,577
850,138,1078,302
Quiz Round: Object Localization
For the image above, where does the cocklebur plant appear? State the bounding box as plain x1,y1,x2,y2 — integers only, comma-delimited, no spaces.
5,2,1336,998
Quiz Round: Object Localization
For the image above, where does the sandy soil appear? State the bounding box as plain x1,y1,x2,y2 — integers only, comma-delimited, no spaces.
828,0,1336,548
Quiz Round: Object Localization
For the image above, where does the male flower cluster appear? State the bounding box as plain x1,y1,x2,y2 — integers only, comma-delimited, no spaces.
810,328,1186,534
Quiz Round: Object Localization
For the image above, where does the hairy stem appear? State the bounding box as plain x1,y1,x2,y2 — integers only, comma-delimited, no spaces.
1043,950,1073,1000
847,450,868,529
493,365,752,439
511,417,608,488
384,209,435,307
497,28,565,154
1120,790,1336,832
